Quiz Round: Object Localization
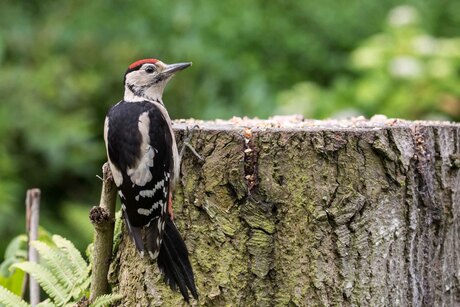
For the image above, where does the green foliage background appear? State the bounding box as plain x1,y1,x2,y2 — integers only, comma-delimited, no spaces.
0,1,459,259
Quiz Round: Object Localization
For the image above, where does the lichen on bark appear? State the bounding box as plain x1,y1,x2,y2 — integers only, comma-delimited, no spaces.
110,118,460,306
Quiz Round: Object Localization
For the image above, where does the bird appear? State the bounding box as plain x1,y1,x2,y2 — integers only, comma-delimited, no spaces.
103,58,198,302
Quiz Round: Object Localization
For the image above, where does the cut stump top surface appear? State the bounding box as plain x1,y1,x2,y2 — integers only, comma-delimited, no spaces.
173,115,460,132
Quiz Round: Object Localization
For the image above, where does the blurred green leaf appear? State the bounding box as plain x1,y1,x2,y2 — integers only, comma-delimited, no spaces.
0,235,27,296
4,235,27,261
276,5,460,120
0,267,25,296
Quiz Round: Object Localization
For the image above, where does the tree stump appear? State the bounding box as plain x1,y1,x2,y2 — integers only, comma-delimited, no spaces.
109,117,460,306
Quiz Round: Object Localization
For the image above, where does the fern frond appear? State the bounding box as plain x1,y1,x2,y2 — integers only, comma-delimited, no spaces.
52,235,89,281
0,284,30,307
86,243,94,265
70,274,91,299
31,241,78,291
36,299,55,307
90,293,123,307
12,262,67,306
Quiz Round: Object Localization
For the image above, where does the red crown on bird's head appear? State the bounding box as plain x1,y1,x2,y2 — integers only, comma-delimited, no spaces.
128,58,159,70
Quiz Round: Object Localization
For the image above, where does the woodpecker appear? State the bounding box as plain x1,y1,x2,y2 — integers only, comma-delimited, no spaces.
103,58,198,302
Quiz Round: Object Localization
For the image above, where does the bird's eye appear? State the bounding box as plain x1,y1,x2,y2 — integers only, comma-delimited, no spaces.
145,66,155,73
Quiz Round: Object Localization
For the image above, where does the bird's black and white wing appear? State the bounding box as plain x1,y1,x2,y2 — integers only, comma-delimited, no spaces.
104,100,173,259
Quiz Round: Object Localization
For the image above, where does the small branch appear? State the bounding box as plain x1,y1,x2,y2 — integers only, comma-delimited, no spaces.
179,125,203,162
25,188,41,306
89,163,117,302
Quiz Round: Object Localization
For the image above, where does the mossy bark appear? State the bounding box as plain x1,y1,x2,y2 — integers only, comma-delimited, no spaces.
109,119,460,306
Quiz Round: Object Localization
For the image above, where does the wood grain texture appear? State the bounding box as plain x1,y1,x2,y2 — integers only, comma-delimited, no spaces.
109,117,460,306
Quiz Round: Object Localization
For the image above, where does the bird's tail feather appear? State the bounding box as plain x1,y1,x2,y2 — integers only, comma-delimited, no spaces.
156,217,198,303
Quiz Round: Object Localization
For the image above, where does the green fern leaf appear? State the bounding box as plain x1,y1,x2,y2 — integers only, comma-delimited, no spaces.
36,299,55,307
12,262,67,306
0,284,30,307
31,241,78,291
52,235,89,281
71,275,90,299
90,293,123,307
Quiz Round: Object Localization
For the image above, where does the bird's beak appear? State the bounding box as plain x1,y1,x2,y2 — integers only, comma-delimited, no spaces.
162,62,192,76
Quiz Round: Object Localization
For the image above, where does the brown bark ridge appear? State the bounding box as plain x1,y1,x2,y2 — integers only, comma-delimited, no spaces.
90,163,117,301
108,116,460,306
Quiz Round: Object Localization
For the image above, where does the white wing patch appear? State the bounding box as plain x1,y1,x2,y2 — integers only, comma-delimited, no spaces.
139,189,155,198
127,112,157,186
137,200,165,216
140,179,165,198
111,164,124,187
133,178,167,202
149,250,160,259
